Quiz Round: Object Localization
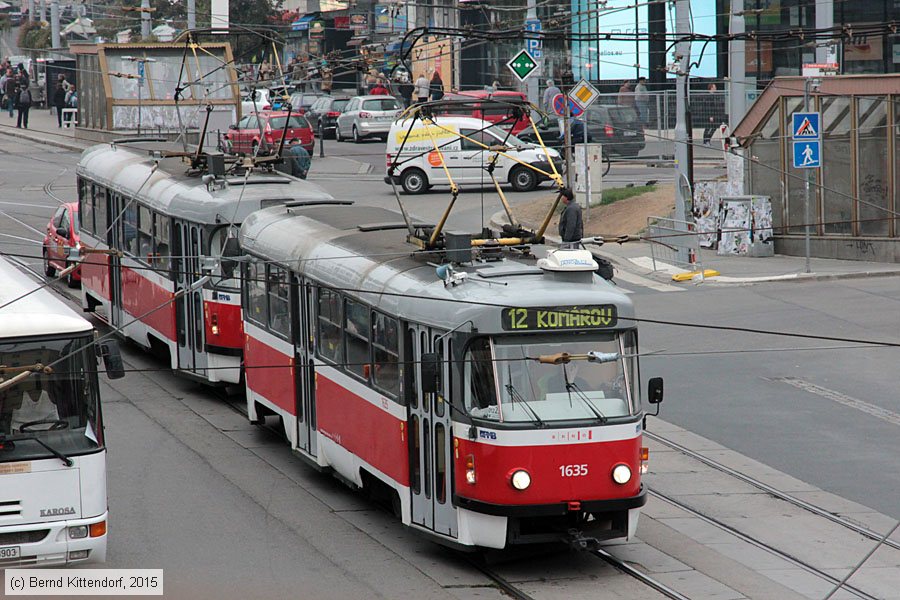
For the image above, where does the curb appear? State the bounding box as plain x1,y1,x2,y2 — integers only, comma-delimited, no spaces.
0,123,87,152
489,211,900,285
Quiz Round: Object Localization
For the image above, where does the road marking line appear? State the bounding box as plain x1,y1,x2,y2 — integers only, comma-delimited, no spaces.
613,268,684,293
775,377,900,427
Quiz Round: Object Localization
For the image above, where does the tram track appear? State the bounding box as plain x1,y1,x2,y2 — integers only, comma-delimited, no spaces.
645,429,900,553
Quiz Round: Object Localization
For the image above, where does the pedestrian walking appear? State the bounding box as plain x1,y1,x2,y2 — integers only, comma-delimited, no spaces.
52,81,66,127
15,84,31,129
634,76,649,125
287,138,311,179
370,81,390,96
396,73,414,108
617,81,635,107
3,69,16,118
558,188,583,245
414,73,429,105
320,66,333,95
429,71,444,101
543,79,562,130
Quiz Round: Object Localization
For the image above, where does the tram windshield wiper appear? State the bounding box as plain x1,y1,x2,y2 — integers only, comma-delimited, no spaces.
563,365,607,423
0,434,73,467
505,366,544,427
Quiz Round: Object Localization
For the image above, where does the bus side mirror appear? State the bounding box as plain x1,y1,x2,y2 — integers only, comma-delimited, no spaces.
421,352,441,394
220,237,241,279
97,340,125,379
647,377,663,404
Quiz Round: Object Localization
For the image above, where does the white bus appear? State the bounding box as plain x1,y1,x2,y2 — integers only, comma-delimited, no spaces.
0,256,123,567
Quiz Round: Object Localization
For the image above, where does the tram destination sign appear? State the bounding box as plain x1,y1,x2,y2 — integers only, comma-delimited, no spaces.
502,305,618,331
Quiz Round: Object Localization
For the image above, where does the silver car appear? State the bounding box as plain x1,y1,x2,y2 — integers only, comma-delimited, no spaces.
336,95,402,143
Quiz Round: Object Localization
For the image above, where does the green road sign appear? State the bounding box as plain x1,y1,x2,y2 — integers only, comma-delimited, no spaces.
507,49,539,82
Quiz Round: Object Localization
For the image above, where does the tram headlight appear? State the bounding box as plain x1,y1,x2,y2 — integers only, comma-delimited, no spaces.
510,469,531,490
611,464,632,485
68,525,88,539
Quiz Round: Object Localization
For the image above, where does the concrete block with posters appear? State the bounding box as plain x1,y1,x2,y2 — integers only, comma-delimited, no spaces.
717,196,774,257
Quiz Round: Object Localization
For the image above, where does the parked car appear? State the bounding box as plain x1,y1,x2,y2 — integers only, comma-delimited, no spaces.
240,88,272,116
336,95,403,143
385,116,562,194
288,92,327,115
305,96,351,138
517,105,646,158
42,202,81,288
439,90,531,135
224,111,314,155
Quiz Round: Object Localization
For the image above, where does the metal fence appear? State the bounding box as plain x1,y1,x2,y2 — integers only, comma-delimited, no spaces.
646,215,702,275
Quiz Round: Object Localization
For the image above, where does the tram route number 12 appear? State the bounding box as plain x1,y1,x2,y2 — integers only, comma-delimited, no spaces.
502,305,618,331
560,464,589,477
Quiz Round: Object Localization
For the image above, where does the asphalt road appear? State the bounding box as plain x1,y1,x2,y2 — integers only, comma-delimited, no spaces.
3,133,900,594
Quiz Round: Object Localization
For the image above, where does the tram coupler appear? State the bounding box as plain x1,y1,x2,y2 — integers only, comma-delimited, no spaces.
564,528,601,552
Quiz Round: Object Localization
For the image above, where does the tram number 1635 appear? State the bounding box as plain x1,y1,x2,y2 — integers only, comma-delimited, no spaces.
559,464,589,477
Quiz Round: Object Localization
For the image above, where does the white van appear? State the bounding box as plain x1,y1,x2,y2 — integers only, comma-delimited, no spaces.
384,116,562,194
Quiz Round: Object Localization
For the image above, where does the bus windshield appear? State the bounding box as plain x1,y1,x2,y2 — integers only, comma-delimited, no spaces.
464,332,640,423
0,335,103,463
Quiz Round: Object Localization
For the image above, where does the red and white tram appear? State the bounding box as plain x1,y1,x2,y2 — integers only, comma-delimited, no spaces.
75,142,333,384
238,203,664,549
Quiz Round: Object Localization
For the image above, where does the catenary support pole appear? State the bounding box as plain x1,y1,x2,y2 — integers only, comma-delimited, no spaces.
803,79,812,273
187,0,196,30
673,0,693,263
50,0,60,49
140,0,151,39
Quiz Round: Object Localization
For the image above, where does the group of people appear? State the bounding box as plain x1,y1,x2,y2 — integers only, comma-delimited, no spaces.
51,73,77,128
0,61,32,129
616,77,650,124
362,69,444,108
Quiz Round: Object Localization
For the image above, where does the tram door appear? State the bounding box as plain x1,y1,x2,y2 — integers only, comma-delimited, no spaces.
173,221,209,376
107,192,124,329
407,324,457,538
293,277,317,457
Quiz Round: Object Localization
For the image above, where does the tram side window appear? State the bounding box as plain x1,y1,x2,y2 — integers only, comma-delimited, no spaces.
344,298,370,379
124,202,139,256
267,265,290,338
464,338,499,420
245,261,267,327
78,178,94,234
93,185,107,239
372,312,399,398
138,205,153,261
316,288,342,363
154,213,171,274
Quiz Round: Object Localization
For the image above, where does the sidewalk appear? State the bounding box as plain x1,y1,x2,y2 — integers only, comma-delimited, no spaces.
0,107,373,176
490,211,900,285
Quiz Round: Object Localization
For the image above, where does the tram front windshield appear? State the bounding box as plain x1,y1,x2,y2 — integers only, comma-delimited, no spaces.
0,335,103,462
464,332,640,423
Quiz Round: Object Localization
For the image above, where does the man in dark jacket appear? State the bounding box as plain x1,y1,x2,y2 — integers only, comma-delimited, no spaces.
3,69,16,118
558,188,583,244
52,82,66,127
15,84,31,129
287,138,311,179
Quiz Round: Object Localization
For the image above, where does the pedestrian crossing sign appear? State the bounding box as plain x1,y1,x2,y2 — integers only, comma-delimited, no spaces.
793,140,821,169
792,112,820,139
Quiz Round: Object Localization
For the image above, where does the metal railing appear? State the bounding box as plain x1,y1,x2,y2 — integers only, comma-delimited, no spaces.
646,215,702,275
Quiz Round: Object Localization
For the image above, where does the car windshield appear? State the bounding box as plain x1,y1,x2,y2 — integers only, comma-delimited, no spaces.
270,115,309,130
486,126,525,145
0,335,103,462
463,332,640,423
362,99,400,111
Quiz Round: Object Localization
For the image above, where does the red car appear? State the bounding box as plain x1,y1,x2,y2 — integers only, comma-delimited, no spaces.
42,202,81,288
224,111,314,155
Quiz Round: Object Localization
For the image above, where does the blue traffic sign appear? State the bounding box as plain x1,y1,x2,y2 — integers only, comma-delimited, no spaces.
525,19,542,59
792,112,820,139
793,140,820,169
552,93,584,118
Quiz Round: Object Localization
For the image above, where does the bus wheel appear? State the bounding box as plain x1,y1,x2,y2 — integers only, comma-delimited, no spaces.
401,168,429,194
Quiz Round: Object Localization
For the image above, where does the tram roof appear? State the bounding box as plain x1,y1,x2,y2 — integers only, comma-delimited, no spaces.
77,143,334,225
240,204,635,331
0,258,93,339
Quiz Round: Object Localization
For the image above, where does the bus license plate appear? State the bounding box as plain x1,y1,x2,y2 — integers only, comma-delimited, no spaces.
0,546,20,559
